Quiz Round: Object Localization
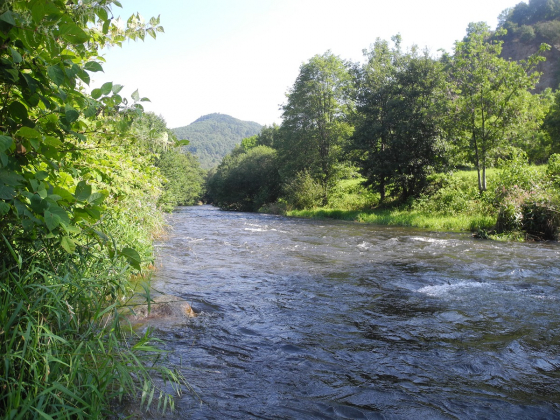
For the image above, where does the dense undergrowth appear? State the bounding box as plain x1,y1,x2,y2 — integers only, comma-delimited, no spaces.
284,154,560,241
0,2,204,417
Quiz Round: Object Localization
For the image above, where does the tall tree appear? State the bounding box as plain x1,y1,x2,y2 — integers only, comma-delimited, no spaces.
277,52,353,205
450,22,547,193
351,37,448,201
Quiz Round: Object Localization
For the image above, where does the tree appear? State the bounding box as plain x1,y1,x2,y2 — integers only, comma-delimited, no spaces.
277,52,353,205
207,146,280,211
351,37,449,201
450,22,547,193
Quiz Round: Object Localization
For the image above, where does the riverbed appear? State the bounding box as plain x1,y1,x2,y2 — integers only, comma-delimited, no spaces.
148,205,560,419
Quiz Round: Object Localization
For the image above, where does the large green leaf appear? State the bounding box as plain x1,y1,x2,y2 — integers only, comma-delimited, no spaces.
131,89,140,102
59,22,89,44
0,11,16,26
100,82,113,95
47,65,65,86
8,102,28,120
84,61,103,73
16,127,40,139
60,236,76,254
0,136,13,153
65,105,79,124
120,247,142,271
74,181,92,201
0,201,9,216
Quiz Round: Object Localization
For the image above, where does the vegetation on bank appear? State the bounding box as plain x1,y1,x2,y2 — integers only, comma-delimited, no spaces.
207,1,560,241
0,1,204,417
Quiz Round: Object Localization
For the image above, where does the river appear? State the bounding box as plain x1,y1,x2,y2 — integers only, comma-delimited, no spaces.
147,205,560,419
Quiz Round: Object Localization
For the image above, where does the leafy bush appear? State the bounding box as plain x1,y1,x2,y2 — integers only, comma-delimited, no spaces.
282,170,324,210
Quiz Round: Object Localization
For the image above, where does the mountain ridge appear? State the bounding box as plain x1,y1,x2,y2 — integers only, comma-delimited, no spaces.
173,113,262,169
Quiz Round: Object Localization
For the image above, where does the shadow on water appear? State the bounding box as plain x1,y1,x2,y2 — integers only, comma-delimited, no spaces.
144,205,560,419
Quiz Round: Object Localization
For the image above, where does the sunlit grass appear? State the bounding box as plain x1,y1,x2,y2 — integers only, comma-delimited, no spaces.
288,208,496,232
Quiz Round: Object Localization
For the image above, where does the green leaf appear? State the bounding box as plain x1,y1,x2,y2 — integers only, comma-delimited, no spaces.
100,82,113,95
84,61,103,72
140,97,150,102
0,185,16,200
74,180,92,201
31,3,45,24
52,186,74,202
175,139,190,146
0,136,13,153
0,201,9,216
8,102,28,121
47,65,65,86
120,247,141,271
87,192,106,205
60,236,76,253
77,69,90,85
65,105,79,124
91,88,102,99
16,127,40,139
9,48,22,63
131,89,140,102
44,209,60,230
44,136,62,147
95,7,108,21
59,22,89,44
0,11,16,26
112,84,124,94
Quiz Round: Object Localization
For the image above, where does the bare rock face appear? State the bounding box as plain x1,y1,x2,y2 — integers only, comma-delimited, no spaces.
500,38,560,92
122,294,196,327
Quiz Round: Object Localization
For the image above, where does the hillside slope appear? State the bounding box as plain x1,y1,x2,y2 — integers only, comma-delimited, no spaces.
173,113,262,169
496,1,560,91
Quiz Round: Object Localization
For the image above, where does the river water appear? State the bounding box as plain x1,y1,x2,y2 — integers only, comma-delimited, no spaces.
148,205,560,419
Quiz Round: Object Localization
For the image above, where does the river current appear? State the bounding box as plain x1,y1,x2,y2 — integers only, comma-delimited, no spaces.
147,205,560,419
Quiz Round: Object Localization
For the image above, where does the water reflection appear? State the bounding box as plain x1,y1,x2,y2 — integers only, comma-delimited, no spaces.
147,205,560,419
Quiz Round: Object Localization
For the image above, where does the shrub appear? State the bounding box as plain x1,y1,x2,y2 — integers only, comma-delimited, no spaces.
282,170,324,209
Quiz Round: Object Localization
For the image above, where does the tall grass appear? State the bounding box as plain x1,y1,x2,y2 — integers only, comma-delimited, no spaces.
0,240,185,418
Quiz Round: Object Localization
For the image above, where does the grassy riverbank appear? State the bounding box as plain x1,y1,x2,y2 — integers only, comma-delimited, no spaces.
285,164,554,237
288,207,496,232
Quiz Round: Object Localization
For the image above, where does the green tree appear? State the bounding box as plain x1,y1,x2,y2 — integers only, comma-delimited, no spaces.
351,37,449,201
207,145,280,211
450,22,547,193
277,52,353,205
157,149,205,210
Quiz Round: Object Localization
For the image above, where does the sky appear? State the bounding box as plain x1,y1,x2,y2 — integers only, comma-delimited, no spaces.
91,0,522,129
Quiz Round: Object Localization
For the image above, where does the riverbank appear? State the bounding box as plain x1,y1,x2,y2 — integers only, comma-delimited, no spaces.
287,207,496,232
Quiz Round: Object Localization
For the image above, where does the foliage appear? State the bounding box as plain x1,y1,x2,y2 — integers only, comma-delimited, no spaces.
351,36,449,201
277,51,354,205
282,170,325,209
173,113,262,169
0,0,186,416
494,150,558,239
449,22,547,193
156,149,205,211
207,145,280,211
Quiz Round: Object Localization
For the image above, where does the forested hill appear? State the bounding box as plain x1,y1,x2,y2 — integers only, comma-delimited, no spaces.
496,0,560,91
173,113,262,169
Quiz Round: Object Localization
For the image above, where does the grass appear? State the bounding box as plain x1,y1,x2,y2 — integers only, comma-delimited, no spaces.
286,169,500,233
288,207,496,232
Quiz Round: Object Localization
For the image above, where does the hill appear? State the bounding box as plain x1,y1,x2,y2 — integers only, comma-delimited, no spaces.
496,0,560,92
173,114,262,169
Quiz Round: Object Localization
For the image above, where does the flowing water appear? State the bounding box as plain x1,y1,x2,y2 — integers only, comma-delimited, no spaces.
147,205,560,419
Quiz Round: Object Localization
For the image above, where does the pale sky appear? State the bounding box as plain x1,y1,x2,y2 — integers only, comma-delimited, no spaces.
92,0,521,129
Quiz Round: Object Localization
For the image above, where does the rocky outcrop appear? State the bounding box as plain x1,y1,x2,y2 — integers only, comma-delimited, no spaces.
500,37,560,92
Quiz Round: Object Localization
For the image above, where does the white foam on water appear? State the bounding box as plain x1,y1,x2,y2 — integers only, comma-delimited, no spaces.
418,281,489,297
410,237,449,245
